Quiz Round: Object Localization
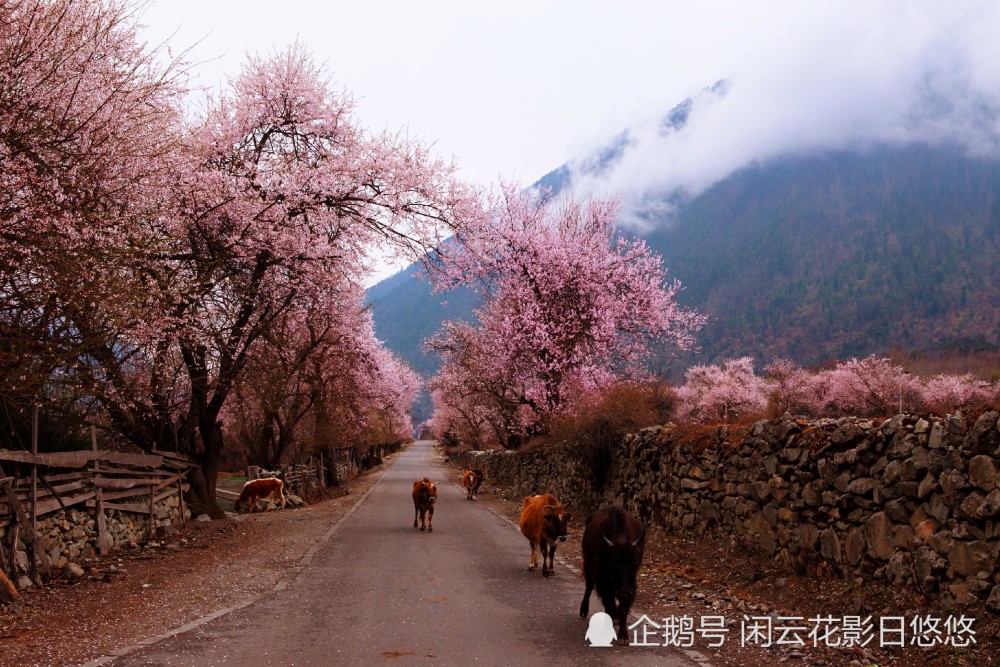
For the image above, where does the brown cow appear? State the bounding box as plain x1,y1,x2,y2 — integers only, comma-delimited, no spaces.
234,477,286,513
518,493,571,577
461,469,484,500
412,477,438,531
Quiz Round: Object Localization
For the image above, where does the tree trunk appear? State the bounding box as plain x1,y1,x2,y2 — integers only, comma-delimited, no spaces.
189,418,226,519
502,431,524,450
184,467,222,518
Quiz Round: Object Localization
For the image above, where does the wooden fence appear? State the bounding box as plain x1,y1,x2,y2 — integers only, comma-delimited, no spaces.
332,442,401,481
244,452,327,498
0,431,192,590
333,447,358,482
1,432,404,594
233,443,402,501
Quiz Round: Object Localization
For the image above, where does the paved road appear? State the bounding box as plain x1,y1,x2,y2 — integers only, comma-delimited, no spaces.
112,441,696,666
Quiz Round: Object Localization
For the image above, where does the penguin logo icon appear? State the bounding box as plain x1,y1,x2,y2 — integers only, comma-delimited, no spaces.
585,612,617,647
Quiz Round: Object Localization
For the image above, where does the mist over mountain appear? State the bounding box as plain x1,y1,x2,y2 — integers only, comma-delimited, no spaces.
566,3,1000,220
368,82,1000,423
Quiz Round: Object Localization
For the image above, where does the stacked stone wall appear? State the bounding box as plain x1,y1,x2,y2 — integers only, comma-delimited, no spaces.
1,495,189,587
455,411,1000,611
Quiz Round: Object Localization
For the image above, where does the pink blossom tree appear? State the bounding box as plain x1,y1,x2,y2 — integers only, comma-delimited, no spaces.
426,322,524,449
922,373,997,414
334,324,422,449
821,355,921,416
676,357,769,423
0,0,186,429
669,354,1000,425
225,303,349,469
307,325,421,482
763,357,830,417
428,186,703,445
64,43,476,515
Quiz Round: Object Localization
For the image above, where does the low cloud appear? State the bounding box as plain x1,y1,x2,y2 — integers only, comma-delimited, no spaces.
570,1,1000,227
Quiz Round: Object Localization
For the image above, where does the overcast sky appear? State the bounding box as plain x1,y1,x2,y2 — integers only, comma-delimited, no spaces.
139,0,751,186
138,1,1000,277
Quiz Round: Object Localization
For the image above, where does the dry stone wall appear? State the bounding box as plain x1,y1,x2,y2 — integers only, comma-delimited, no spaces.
1,495,189,588
455,411,1000,612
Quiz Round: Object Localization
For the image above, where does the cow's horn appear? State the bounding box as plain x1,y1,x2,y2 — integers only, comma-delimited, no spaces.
632,527,645,547
543,504,555,513
602,533,613,546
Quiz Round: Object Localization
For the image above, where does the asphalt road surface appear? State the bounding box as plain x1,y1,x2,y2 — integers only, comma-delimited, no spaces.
111,441,698,666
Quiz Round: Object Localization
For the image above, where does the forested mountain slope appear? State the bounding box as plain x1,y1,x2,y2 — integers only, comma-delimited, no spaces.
647,145,1000,366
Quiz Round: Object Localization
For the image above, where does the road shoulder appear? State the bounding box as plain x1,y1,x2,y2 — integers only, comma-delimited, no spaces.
0,458,393,667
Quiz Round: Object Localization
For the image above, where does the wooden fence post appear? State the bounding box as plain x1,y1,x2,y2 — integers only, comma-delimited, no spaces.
176,477,185,525
29,406,38,581
8,524,17,582
2,467,17,584
92,427,110,555
0,473,49,580
0,567,16,603
147,485,155,541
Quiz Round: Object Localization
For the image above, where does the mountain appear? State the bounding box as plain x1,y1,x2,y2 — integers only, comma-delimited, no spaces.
366,265,477,379
644,144,1000,365
367,97,1000,422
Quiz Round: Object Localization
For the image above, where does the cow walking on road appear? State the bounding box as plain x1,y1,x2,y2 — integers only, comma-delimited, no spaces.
518,493,571,577
461,469,484,500
579,505,646,644
412,478,438,531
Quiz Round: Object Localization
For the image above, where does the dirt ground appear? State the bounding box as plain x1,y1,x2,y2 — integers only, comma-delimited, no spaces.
450,458,999,667
2,443,996,667
0,462,387,667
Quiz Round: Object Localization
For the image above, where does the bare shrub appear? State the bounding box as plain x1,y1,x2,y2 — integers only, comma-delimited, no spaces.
548,383,676,492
